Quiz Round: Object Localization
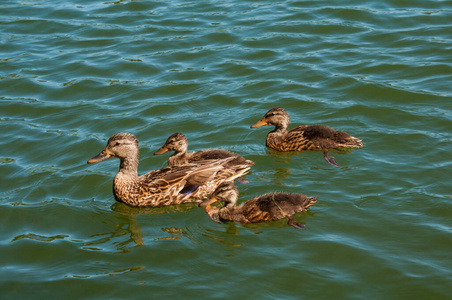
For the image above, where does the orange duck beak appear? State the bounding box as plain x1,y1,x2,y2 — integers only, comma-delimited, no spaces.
154,145,169,155
87,149,112,164
198,196,218,207
199,196,221,224
250,117,268,128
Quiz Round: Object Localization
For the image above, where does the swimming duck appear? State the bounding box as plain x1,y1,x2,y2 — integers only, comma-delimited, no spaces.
250,107,363,167
87,133,251,207
154,132,254,167
199,181,317,229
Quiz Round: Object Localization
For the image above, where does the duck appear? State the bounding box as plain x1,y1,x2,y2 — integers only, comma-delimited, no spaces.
154,132,254,168
87,133,251,207
250,107,363,167
199,181,317,229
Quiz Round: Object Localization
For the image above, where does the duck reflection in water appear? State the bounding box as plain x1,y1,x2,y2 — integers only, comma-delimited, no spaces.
105,202,199,247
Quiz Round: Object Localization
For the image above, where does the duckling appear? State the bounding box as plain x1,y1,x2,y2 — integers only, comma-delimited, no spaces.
87,133,250,207
154,133,254,167
199,181,317,229
251,107,363,167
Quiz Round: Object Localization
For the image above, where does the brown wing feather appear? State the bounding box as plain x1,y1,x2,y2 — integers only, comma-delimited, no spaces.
277,125,362,150
282,126,314,151
119,158,250,207
191,149,254,166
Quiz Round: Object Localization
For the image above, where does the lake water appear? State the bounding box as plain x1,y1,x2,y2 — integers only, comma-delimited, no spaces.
1,0,451,298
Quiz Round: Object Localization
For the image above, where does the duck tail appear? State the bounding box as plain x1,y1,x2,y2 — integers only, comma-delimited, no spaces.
342,135,364,148
307,196,318,205
227,165,251,182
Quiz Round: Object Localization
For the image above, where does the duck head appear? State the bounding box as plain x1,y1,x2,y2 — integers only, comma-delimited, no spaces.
154,132,188,155
199,181,239,209
250,107,290,130
87,133,139,164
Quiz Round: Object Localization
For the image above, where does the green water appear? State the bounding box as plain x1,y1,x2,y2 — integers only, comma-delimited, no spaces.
1,0,451,299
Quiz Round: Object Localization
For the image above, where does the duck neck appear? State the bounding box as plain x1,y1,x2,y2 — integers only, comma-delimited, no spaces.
172,152,187,162
267,125,288,150
113,156,140,205
170,152,188,165
219,205,241,222
118,155,139,178
271,122,288,135
169,145,189,166
210,190,235,221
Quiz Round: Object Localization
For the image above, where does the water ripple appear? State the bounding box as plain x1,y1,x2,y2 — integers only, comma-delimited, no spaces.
1,0,451,298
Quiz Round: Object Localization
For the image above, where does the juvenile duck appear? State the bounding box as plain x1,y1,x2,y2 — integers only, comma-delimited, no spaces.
199,181,317,229
251,107,363,167
154,133,254,167
87,133,250,207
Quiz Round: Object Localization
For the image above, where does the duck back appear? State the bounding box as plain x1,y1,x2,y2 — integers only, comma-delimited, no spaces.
227,192,317,223
190,149,254,167
279,125,363,150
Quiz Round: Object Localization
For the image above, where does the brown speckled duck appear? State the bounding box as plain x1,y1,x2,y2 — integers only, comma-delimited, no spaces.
87,133,251,207
251,107,363,167
199,181,317,229
154,132,254,167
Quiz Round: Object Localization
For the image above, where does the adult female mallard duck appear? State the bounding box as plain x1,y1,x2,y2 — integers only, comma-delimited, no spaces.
250,107,363,167
199,181,317,229
154,133,254,168
87,133,251,207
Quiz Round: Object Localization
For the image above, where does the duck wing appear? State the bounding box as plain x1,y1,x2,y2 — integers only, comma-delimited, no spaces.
300,125,362,147
278,125,311,150
142,157,241,195
242,193,317,221
191,149,254,167
284,125,356,150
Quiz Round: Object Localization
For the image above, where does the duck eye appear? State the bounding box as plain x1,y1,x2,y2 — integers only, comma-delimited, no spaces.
114,142,121,147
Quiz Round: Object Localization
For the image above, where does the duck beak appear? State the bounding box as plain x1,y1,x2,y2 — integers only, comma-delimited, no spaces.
87,150,112,164
250,117,268,128
199,196,222,224
154,145,169,155
198,196,218,207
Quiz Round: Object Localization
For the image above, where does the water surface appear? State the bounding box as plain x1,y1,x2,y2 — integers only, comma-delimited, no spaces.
1,0,451,298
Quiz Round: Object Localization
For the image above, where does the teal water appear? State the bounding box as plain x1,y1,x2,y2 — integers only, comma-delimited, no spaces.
1,0,451,298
